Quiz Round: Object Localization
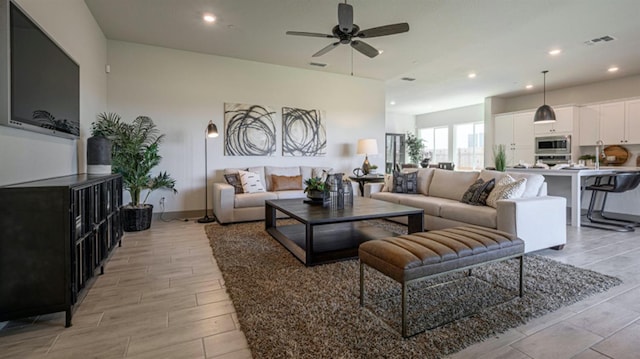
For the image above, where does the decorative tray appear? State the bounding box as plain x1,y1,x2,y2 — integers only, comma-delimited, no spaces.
602,145,629,166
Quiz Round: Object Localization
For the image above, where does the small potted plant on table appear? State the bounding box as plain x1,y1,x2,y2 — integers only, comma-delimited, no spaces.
304,177,327,201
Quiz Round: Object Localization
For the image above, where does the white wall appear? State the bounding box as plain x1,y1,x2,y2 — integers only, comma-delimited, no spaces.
0,0,107,185
106,40,385,213
385,112,414,134
415,103,483,128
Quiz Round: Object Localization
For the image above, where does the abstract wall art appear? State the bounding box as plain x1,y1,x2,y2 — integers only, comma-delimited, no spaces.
281,107,326,157
224,103,276,156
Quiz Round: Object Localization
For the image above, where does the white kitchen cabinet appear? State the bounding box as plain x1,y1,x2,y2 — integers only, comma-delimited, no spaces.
625,99,640,144
494,112,534,166
599,102,626,145
534,106,575,135
578,105,599,146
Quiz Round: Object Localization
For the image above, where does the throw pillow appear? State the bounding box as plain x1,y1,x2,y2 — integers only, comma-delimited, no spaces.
460,179,486,204
223,173,244,194
486,175,527,208
392,171,418,194
473,178,496,206
271,174,302,191
238,170,266,194
381,173,393,192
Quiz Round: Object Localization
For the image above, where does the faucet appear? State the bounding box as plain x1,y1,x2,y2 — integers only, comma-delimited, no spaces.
595,140,604,169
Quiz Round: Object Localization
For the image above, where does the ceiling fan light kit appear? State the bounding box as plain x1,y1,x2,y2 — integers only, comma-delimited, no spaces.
286,2,409,59
533,70,557,124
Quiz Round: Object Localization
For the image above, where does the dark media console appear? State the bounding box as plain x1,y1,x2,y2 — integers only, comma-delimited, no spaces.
0,174,123,327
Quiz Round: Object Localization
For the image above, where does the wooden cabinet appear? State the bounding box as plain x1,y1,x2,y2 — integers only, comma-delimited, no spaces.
578,105,600,146
534,106,575,135
625,99,640,144
581,100,640,146
0,174,123,327
494,111,534,166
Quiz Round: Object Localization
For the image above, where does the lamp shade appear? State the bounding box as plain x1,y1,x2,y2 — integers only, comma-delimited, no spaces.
356,139,378,155
533,104,556,124
533,70,556,124
206,121,219,138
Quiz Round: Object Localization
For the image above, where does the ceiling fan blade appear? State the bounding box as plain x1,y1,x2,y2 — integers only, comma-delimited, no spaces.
357,23,410,38
312,42,340,57
338,3,353,33
351,40,379,58
286,31,334,38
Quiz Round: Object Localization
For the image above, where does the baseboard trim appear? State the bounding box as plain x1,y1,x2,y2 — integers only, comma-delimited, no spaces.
152,210,212,222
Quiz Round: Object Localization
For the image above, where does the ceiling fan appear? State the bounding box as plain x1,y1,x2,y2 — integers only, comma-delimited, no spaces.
285,2,409,58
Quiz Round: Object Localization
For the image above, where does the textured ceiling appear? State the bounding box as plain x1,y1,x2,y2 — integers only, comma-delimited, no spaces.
85,0,640,114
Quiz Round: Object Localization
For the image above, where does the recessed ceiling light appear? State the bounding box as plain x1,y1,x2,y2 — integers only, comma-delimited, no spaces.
389,101,396,105
378,49,384,55
468,73,476,79
608,66,619,72
549,49,561,55
203,14,216,23
526,84,533,89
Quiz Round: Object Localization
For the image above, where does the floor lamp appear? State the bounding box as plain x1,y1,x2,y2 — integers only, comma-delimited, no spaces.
198,121,219,223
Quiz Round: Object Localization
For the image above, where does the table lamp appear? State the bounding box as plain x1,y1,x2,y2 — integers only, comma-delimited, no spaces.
357,139,378,175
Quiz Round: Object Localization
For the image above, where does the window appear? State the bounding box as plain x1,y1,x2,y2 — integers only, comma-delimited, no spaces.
418,122,484,170
419,127,449,163
453,122,484,170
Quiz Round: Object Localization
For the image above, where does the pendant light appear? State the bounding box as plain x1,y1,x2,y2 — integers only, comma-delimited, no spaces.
533,70,556,124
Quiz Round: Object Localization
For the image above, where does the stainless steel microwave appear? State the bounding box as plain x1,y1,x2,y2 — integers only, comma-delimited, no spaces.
535,135,571,154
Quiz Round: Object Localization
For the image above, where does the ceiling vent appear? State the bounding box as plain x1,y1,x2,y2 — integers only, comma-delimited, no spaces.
309,62,327,67
401,77,416,81
584,35,616,46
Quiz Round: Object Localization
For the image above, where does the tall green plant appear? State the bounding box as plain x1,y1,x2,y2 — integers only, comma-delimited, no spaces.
494,144,507,172
405,132,425,165
91,112,177,207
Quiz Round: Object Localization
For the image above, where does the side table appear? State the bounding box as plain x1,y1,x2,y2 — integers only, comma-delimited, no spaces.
349,174,385,196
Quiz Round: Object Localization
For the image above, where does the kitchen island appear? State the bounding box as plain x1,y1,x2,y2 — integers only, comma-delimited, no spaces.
507,167,639,227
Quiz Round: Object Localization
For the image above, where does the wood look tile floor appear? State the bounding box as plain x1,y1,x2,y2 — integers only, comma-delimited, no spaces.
1,219,640,358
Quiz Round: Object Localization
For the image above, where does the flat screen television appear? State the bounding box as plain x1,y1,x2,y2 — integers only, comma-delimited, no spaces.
0,0,79,139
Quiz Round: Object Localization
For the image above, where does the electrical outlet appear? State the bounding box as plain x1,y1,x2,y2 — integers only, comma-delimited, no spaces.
160,197,166,206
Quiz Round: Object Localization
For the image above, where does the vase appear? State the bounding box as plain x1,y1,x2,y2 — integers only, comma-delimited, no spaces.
87,136,112,174
420,158,430,168
307,190,324,201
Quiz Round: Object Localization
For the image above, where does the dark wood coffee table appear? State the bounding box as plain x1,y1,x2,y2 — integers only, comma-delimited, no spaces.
265,197,424,266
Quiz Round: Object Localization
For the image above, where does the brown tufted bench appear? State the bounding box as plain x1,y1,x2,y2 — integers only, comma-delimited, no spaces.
359,226,525,337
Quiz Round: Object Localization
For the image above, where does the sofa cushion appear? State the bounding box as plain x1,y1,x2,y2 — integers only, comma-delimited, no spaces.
416,168,435,195
396,195,455,217
238,170,266,193
275,190,306,199
264,166,301,191
392,171,418,194
223,173,244,194
439,202,497,228
271,174,303,191
479,170,544,198
428,169,479,201
234,191,277,208
486,175,527,208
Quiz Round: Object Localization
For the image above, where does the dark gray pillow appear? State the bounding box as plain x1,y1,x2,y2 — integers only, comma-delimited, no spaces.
461,179,485,204
461,178,495,206
392,171,418,194
224,173,244,194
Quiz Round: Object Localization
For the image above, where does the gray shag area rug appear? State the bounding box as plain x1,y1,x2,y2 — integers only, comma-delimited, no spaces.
206,220,621,358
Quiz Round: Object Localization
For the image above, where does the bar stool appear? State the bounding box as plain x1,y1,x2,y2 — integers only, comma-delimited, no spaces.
582,172,640,232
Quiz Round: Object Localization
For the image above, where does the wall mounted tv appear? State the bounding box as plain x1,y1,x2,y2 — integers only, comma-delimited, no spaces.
0,0,79,139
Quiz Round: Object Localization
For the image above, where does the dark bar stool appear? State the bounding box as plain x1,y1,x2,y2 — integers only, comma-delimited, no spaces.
583,172,640,232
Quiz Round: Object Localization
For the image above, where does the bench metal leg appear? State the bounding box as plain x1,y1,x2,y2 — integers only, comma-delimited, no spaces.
359,261,365,307
402,282,408,337
519,256,524,298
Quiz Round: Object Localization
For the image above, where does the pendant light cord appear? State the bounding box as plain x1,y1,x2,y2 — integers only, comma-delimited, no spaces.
542,70,548,105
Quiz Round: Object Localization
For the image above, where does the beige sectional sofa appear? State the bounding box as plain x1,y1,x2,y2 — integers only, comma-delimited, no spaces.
365,168,567,253
213,165,331,224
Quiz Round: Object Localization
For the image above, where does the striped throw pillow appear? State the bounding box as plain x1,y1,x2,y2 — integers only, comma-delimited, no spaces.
238,170,266,194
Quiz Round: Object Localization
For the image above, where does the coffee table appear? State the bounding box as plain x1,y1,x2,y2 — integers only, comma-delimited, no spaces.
265,197,424,266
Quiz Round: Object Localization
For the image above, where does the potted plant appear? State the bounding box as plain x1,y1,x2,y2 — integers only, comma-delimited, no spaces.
303,177,327,200
405,132,425,165
369,164,379,175
494,144,507,172
91,112,177,231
